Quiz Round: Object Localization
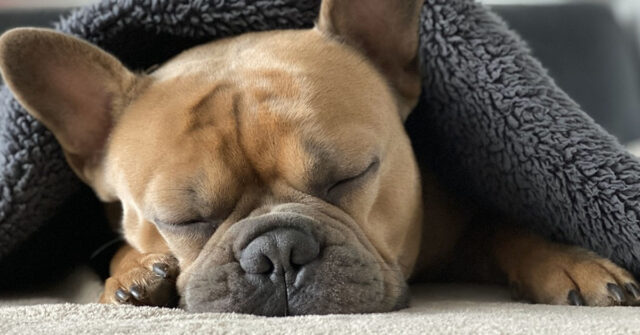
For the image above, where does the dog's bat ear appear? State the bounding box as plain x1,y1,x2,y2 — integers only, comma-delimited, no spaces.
317,0,424,121
0,28,140,192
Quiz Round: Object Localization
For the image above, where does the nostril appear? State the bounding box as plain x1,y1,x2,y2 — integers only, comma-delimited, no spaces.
252,254,273,274
239,236,275,274
238,228,320,276
290,239,320,268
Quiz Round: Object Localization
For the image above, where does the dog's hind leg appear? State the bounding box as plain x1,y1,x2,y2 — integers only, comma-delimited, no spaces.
443,218,640,306
490,225,640,306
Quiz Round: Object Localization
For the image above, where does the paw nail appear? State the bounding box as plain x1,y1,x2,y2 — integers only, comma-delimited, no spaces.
129,285,144,300
153,263,169,278
568,290,585,306
115,288,130,302
607,283,625,303
625,283,640,299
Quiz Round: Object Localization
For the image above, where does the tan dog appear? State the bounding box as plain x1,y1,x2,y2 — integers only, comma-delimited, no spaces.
0,0,638,314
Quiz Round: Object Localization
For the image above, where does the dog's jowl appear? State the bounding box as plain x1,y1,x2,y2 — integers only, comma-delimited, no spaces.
0,0,638,314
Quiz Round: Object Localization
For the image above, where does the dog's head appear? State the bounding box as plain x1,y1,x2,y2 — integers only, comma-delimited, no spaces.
0,0,424,315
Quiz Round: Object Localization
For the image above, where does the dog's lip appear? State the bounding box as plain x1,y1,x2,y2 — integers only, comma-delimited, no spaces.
179,249,399,315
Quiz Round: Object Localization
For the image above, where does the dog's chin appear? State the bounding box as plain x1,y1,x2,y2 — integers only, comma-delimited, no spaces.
180,244,409,315
176,208,409,316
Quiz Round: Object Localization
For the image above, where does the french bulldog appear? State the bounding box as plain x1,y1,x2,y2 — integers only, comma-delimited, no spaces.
0,0,638,315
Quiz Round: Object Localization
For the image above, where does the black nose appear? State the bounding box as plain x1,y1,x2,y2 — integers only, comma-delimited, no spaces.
239,228,320,275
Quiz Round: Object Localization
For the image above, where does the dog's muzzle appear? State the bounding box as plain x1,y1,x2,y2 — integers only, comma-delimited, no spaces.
181,208,407,316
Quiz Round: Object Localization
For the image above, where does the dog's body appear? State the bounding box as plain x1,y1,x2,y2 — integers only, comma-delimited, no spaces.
1,0,638,315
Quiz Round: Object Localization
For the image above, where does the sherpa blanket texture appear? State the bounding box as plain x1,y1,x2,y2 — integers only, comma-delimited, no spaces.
1,0,640,277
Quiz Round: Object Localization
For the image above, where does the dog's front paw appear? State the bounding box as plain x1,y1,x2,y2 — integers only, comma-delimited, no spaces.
510,247,640,306
100,253,179,307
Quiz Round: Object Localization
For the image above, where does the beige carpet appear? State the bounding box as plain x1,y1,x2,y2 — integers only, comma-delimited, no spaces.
2,266,640,334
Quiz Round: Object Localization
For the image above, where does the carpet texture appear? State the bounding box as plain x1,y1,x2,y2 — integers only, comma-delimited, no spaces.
1,0,640,279
2,277,640,335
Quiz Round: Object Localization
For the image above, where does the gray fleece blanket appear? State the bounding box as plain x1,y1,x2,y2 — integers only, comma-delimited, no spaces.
1,0,640,280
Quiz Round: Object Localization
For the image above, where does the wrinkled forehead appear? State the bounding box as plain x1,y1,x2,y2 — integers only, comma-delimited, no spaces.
144,29,398,128
107,29,397,198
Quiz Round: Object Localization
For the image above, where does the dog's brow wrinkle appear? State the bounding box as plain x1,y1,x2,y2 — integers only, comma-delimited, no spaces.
187,186,199,205
191,83,232,114
231,92,242,119
184,82,233,132
231,91,262,180
302,139,334,190
248,69,300,103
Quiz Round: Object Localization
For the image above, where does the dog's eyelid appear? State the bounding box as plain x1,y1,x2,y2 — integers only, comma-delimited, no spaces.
180,219,203,225
154,217,222,237
154,217,213,227
326,157,380,195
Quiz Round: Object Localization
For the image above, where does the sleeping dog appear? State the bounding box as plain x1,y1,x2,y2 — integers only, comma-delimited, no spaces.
0,0,638,315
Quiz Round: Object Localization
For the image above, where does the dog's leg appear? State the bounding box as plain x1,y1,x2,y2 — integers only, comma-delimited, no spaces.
99,244,179,306
490,226,640,306
446,220,640,306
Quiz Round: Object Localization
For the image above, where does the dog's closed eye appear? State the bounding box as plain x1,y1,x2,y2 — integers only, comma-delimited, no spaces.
155,218,221,237
326,157,380,199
